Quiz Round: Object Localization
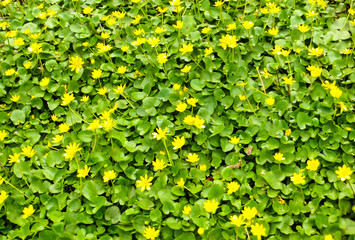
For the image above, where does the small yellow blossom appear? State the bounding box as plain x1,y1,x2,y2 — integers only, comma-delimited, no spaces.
77,165,90,178
173,20,184,29
227,24,236,31
230,215,245,227
157,53,168,64
52,135,63,143
83,7,93,14
285,129,291,136
59,123,70,133
152,158,167,171
40,77,50,87
229,136,240,145
69,56,84,73
136,174,153,192
201,27,211,34
172,136,185,150
8,153,22,163
203,199,219,213
181,65,191,73
242,21,254,29
306,159,320,171
251,223,267,240
117,66,127,74
61,93,75,106
265,97,275,106
0,130,7,141
143,226,159,240
204,47,213,57
10,95,20,102
335,165,353,181
186,153,199,163
22,146,36,158
298,24,310,33
227,181,240,194
283,76,295,85
182,206,191,215
308,47,323,56
64,142,82,160
0,190,8,204
274,152,284,161
242,206,258,220
103,170,116,182
177,178,185,187
22,205,35,219
268,27,279,36
291,172,306,185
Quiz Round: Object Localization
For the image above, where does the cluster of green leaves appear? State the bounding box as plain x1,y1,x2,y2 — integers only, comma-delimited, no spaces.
0,0,354,239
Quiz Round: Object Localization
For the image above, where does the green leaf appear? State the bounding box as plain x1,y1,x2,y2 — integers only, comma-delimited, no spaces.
10,110,26,125
296,112,311,130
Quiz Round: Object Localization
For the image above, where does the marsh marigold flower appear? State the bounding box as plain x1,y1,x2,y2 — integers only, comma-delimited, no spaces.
268,27,279,36
283,76,295,85
0,130,7,141
176,102,187,112
291,172,306,185
274,152,284,161
113,84,126,94
77,165,90,178
172,136,185,150
298,24,310,33
182,206,191,215
8,153,21,163
40,77,50,87
181,65,191,73
136,174,153,191
187,97,198,106
173,20,184,29
64,142,82,160
157,53,168,64
251,223,267,240
92,69,102,79
103,170,116,182
285,129,291,136
186,153,199,163
152,127,168,140
204,47,213,57
242,206,258,220
271,45,283,55
22,205,35,219
229,136,240,145
22,146,36,158
152,158,167,171
242,21,254,29
143,226,159,240
335,165,353,181
230,215,245,227
69,56,84,73
0,190,8,204
306,159,320,171
308,47,323,56
61,93,75,106
59,123,70,133
204,199,219,213
179,43,194,55
330,86,342,98
219,34,237,49
265,97,275,106
227,181,240,194
10,95,20,102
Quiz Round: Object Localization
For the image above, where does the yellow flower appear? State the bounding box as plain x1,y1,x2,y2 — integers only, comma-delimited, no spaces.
230,215,245,227
281,49,291,57
341,49,353,55
98,87,107,95
143,226,159,240
306,10,319,18
113,84,126,94
181,65,191,73
285,129,291,136
131,15,142,24
273,152,284,161
29,33,41,39
200,164,207,171
157,6,168,13
103,170,116,182
198,228,205,235
28,43,43,54
47,9,57,17
214,0,224,7
176,102,187,112
338,102,348,114
201,27,211,34
184,115,195,125
23,61,32,69
8,153,21,163
194,115,205,129
121,45,129,52
69,56,84,73
298,24,310,33
350,19,355,25
22,205,35,219
182,206,191,215
157,53,168,64
283,76,295,85
5,30,17,38
106,17,117,26
242,206,258,220
268,3,281,13
203,199,219,213
265,97,275,106
268,27,279,36
291,172,306,185
117,66,127,74
186,98,198,107
59,123,70,133
330,86,342,98
52,135,63,143
251,223,267,240
87,119,102,130
308,47,323,56
186,153,199,163
170,0,181,6
322,80,336,90
81,96,89,102
173,20,184,29
177,178,185,187
0,130,7,141
10,95,20,102
100,32,110,39
112,10,126,19
324,234,334,240
92,69,102,79
37,12,47,19
97,43,113,53
155,27,167,34
136,174,153,191
271,45,283,55
22,146,36,158
14,38,25,46
306,159,320,171
83,7,93,14
40,77,50,87
51,114,58,122
152,127,168,140
64,142,82,160
239,95,247,101
242,21,254,29
219,34,238,49
147,37,160,47
103,118,116,131
134,28,145,35
0,21,9,30
229,136,240,145
77,165,90,178
5,69,17,76
227,23,236,31
227,181,240,194
335,165,353,181
204,47,213,57
152,158,167,171
262,68,272,78
0,190,8,204
61,93,75,106
172,136,185,150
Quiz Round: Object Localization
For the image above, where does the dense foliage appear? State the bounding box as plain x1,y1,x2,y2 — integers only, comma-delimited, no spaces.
0,0,354,239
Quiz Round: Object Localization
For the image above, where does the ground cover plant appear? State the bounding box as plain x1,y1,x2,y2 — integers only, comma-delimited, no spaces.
0,0,355,239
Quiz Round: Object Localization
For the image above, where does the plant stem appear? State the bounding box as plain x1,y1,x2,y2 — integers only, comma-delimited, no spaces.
348,180,355,196
163,139,172,165
122,93,135,109
245,227,251,240
256,68,266,94
2,177,29,198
